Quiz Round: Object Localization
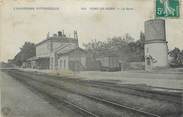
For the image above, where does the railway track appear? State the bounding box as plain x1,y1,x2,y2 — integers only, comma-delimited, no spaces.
6,70,182,116
83,80,182,104
6,70,162,117
7,71,99,117
61,76,182,105
15,69,181,105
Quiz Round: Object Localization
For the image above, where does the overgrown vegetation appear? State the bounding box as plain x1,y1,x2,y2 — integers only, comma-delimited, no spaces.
84,32,183,67
168,47,183,67
13,42,36,66
83,32,145,62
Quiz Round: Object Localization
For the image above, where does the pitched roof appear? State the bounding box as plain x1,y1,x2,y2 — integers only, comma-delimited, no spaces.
26,56,49,61
55,43,76,53
95,50,119,57
57,46,86,56
35,36,78,46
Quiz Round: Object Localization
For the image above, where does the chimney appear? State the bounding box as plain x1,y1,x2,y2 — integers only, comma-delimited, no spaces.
62,30,66,37
74,30,79,47
58,31,62,37
74,30,78,39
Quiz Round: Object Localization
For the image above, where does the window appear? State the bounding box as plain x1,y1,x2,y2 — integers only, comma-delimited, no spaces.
146,57,151,65
50,57,53,69
63,59,66,68
60,60,62,68
47,42,50,49
146,47,149,53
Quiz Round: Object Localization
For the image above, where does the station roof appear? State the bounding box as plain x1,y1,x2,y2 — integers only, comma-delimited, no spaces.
35,36,77,47
26,56,49,61
57,47,86,57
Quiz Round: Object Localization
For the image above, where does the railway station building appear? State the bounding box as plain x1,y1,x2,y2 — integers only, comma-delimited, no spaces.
24,30,122,71
26,30,87,71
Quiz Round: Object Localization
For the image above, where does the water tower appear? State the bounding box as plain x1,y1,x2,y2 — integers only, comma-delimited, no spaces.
144,19,168,71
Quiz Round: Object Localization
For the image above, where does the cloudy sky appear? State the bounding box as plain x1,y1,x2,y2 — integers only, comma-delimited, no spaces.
0,0,183,62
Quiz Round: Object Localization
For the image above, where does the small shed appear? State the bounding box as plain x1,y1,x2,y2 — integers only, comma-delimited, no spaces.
26,56,49,69
57,47,87,71
95,51,121,71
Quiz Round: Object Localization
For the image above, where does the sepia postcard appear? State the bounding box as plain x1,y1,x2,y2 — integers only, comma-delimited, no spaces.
0,0,183,117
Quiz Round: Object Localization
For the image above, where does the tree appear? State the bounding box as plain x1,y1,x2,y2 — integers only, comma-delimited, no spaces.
127,32,145,62
13,42,36,66
13,52,22,66
83,32,145,62
20,42,36,61
168,47,183,66
179,50,183,64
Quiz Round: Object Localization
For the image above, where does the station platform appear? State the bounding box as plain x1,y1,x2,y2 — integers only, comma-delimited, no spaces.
16,68,183,90
0,71,66,117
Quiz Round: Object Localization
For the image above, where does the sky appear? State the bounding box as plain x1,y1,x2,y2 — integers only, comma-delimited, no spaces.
0,0,183,62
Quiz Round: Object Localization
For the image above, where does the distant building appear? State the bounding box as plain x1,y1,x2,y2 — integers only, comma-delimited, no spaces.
57,47,87,71
95,51,121,71
26,30,87,71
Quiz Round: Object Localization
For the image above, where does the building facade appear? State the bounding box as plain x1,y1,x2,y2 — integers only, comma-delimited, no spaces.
95,51,121,71
27,30,87,71
57,47,87,71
